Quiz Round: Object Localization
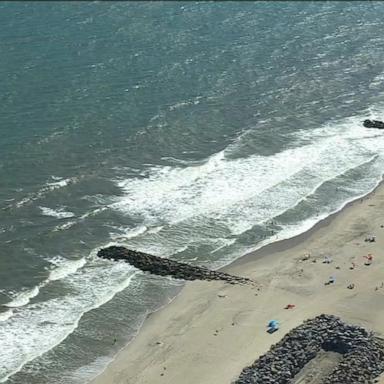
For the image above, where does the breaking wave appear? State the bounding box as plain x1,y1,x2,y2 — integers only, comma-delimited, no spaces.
40,206,75,219
111,111,384,263
0,254,137,383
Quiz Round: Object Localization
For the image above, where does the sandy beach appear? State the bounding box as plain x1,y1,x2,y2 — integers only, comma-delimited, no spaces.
91,182,384,384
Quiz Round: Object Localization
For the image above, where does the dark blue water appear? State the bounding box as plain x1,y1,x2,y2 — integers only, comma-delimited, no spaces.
2,2,384,383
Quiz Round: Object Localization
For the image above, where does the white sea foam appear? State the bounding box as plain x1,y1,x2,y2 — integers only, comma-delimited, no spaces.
0,310,13,322
40,206,75,219
4,286,40,308
169,101,190,111
224,172,384,270
48,257,87,281
50,176,63,181
210,238,236,254
53,221,77,231
115,122,384,226
0,255,137,383
15,177,78,208
46,178,72,188
110,225,148,241
52,207,107,232
3,256,87,309
79,207,107,220
147,225,164,234
168,96,202,111
111,109,384,259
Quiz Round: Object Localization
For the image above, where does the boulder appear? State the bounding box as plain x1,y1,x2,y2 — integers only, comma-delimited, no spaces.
363,119,384,129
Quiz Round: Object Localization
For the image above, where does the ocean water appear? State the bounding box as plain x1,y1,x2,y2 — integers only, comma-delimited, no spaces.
1,1,384,383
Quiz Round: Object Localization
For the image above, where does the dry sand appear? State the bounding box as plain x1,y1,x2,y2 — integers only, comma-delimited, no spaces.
91,183,384,384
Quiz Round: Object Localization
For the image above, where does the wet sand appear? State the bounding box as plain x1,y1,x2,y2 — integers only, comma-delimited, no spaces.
91,182,384,384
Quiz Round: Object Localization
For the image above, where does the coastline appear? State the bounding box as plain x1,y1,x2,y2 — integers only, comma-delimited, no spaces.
227,176,383,271
90,179,384,384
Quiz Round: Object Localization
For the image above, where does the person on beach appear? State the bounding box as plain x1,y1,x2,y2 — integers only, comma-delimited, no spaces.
364,254,373,265
365,235,376,242
325,276,335,285
323,256,332,264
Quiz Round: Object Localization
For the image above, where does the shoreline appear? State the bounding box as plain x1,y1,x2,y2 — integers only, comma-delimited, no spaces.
227,177,383,271
90,179,384,384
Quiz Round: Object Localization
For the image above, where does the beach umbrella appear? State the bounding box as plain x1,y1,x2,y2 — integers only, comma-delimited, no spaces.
268,320,279,328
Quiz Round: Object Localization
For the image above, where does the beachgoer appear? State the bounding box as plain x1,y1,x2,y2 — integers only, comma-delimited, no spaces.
325,276,336,285
267,320,279,333
364,254,373,265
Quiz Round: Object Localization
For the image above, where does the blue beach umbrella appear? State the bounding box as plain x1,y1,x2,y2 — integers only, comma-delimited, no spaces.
268,320,279,328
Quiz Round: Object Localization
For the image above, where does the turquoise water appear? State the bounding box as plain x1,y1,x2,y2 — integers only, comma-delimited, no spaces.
2,2,384,383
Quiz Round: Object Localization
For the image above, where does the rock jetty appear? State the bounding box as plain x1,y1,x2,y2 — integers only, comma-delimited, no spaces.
97,246,254,285
363,119,384,129
234,314,384,384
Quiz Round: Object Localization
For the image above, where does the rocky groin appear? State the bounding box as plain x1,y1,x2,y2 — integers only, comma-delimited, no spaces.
363,119,384,129
234,314,384,384
97,246,254,285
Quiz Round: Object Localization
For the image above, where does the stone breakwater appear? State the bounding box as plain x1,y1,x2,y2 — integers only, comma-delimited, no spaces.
97,246,254,285
234,314,384,384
